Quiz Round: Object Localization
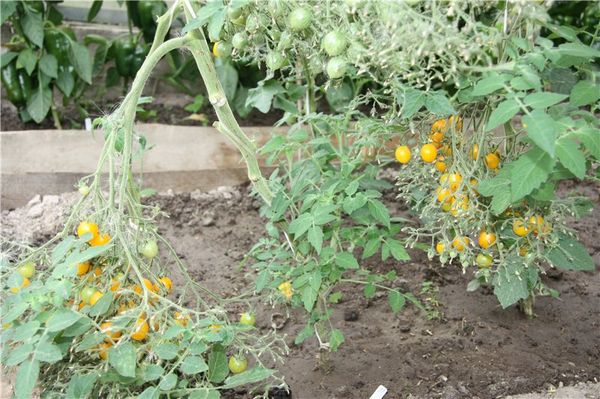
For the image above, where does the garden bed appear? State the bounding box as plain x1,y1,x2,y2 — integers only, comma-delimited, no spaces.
2,180,598,399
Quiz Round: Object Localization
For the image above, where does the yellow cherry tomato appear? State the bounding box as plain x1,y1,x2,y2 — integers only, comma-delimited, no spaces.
174,311,190,327
512,220,530,237
476,253,493,268
420,144,438,163
395,146,411,164
131,318,149,341
429,131,444,144
98,342,112,360
436,242,445,254
77,221,99,243
89,291,103,306
478,231,496,249
100,321,122,342
17,262,35,279
435,159,447,173
449,115,463,130
485,153,501,169
436,187,452,203
448,173,462,191
76,261,90,276
90,233,111,247
452,236,470,252
159,277,173,293
228,355,248,374
431,118,447,133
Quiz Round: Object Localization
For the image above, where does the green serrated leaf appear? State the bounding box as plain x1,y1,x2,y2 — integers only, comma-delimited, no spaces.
108,342,136,378
485,99,519,131
493,257,530,309
388,291,405,313
570,80,600,107
510,147,556,202
523,92,568,109
46,309,81,332
329,329,345,351
574,127,600,160
424,91,455,116
222,367,274,389
65,373,98,399
386,239,410,261
180,355,209,375
368,199,390,227
15,359,39,399
555,138,585,179
545,233,594,271
207,346,229,383
472,74,506,96
398,88,425,119
522,109,557,157
307,225,324,254
335,252,359,269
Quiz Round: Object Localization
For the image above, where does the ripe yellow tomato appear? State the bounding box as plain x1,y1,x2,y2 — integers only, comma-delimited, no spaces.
10,277,30,294
485,153,501,169
512,220,530,237
174,311,190,327
452,236,470,252
142,278,155,292
278,281,293,299
435,159,447,173
131,284,143,296
76,262,90,276
435,242,445,254
77,221,99,243
131,318,149,341
89,291,104,306
470,144,479,160
478,231,496,249
90,233,111,247
93,267,102,277
436,187,452,203
420,144,438,163
158,277,173,293
528,215,544,233
110,279,121,292
100,321,122,342
395,146,411,164
429,131,444,144
448,173,462,191
431,118,447,133
439,173,449,185
98,342,112,360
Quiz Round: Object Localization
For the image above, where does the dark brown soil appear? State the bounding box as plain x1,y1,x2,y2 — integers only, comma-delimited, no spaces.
0,99,283,131
148,183,600,399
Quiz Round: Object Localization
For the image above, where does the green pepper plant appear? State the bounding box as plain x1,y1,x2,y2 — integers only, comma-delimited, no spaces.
1,0,96,127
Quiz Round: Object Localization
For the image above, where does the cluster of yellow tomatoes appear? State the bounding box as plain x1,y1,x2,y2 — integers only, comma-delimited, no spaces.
70,220,256,374
277,281,294,300
395,116,551,269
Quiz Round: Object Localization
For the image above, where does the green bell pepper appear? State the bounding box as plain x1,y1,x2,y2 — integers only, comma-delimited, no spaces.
1,61,31,107
137,1,167,43
113,37,147,79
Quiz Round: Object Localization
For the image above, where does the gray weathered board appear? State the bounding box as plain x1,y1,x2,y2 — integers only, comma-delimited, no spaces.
1,124,278,210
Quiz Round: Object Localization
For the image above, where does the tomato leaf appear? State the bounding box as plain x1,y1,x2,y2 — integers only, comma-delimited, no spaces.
335,252,359,269
108,342,136,378
65,373,98,398
522,109,557,157
523,92,568,109
493,257,530,309
207,345,229,383
329,329,345,351
555,138,585,179
570,80,600,107
388,291,405,314
510,147,556,202
485,99,519,131
15,359,39,399
545,233,594,271
180,355,209,375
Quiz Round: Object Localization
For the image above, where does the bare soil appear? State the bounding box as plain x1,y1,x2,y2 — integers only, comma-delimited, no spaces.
1,182,599,399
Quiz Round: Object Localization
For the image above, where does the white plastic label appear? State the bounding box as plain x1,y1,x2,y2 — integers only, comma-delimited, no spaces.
369,385,388,399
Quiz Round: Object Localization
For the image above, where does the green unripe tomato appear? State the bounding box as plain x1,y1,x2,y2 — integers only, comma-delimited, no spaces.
278,31,293,50
239,312,256,326
81,286,95,303
141,240,159,259
214,42,232,58
476,253,493,268
228,355,248,374
17,262,35,279
322,31,347,57
78,185,90,196
288,7,312,31
326,57,347,79
227,6,243,20
232,32,249,50
232,14,246,26
266,51,285,70
245,14,261,33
